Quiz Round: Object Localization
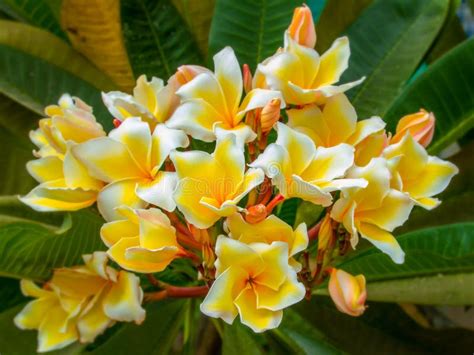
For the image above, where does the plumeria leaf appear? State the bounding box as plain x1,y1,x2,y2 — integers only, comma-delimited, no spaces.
208,0,300,71
0,0,66,39
222,321,264,355
121,0,203,80
61,0,136,91
0,209,105,280
385,38,474,155
342,0,449,118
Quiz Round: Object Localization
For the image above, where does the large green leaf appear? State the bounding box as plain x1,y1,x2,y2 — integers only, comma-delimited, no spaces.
315,0,373,53
334,223,474,283
87,300,185,354
0,208,105,281
342,0,449,118
0,0,66,39
222,322,263,355
0,278,26,312
208,0,299,71
269,309,343,355
385,38,474,155
121,0,202,80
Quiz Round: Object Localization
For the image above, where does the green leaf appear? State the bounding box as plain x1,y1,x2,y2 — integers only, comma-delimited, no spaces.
270,309,343,355
172,0,216,57
385,38,474,155
0,278,26,312
121,0,203,80
342,0,449,118
208,0,300,71
0,208,105,281
87,300,185,354
0,0,66,39
275,198,300,227
315,0,373,53
294,200,324,228
366,272,474,305
222,321,263,355
335,223,474,283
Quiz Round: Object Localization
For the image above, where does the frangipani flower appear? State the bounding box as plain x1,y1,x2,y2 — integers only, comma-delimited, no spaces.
101,207,180,273
383,133,458,210
391,109,435,147
328,268,366,317
331,158,414,264
250,123,367,206
171,134,264,229
167,47,284,144
73,117,189,221
254,31,363,105
287,94,387,166
14,252,145,352
225,213,308,269
200,236,305,332
103,74,180,127
21,94,105,212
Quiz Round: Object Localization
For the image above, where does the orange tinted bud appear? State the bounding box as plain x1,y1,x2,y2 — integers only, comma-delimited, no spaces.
288,4,316,48
391,109,435,147
318,214,334,252
328,268,367,317
243,64,253,94
260,98,281,133
175,65,209,86
245,204,268,224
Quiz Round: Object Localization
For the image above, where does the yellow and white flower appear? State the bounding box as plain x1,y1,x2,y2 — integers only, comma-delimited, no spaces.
250,122,367,206
166,47,284,144
21,94,105,212
200,236,305,332
383,133,458,210
328,268,366,317
73,117,189,221
254,32,363,105
331,158,414,264
14,252,145,353
101,207,180,273
103,74,180,127
287,94,387,166
171,134,264,228
225,213,308,269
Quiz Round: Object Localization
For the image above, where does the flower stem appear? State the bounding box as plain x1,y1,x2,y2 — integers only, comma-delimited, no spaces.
145,285,209,302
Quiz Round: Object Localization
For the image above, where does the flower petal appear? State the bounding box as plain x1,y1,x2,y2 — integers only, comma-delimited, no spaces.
289,174,333,206
321,94,357,145
313,36,350,87
214,236,264,277
73,138,145,182
234,286,283,333
214,47,242,116
124,246,179,273
100,219,138,247
26,157,63,183
37,307,78,352
249,143,290,179
236,89,284,125
97,179,147,221
358,222,405,264
200,266,247,324
251,242,289,290
76,292,113,343
287,104,326,146
347,116,386,146
103,271,145,323
136,208,178,250
14,297,56,330
63,145,103,190
136,171,178,212
151,124,189,169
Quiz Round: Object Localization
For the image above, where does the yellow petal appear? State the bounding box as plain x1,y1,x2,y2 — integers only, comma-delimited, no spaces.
171,150,219,183
20,179,97,212
288,174,333,206
37,306,78,353
124,246,179,273
136,171,178,212
76,290,113,343
236,88,284,126
214,236,264,277
97,179,147,221
26,157,64,183
20,279,52,298
358,222,405,264
103,271,145,323
73,137,146,182
63,144,103,190
234,286,283,333
213,135,245,199
321,94,357,145
200,266,248,324
347,116,386,146
285,33,320,88
251,242,289,290
14,297,57,330
150,124,189,169
312,36,350,87
214,47,242,116
136,208,178,250
254,270,305,311
287,104,326,146
231,168,265,204
100,219,138,247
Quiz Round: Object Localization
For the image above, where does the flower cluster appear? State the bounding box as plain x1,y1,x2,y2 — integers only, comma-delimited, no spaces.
18,4,458,351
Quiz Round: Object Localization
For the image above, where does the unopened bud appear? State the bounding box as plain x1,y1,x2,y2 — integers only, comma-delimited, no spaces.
328,268,367,317
174,65,209,86
318,214,334,252
260,98,281,133
288,4,316,48
243,64,253,94
202,242,216,269
113,118,122,128
245,204,267,224
391,109,435,148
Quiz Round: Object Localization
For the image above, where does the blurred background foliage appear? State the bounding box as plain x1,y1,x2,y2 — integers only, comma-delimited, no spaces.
0,0,473,353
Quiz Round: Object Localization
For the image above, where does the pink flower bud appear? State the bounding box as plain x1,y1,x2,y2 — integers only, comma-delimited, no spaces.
243,64,253,94
391,109,435,147
260,98,281,133
174,65,210,86
328,268,367,317
288,4,316,48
